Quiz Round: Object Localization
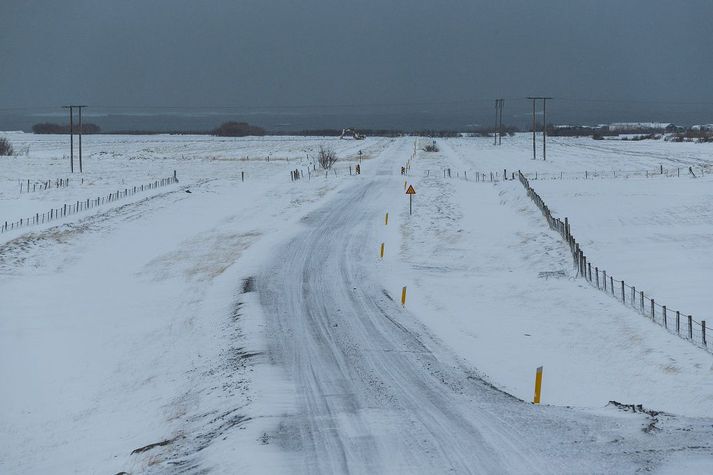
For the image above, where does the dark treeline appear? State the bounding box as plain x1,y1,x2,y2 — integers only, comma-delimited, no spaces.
212,121,266,137
32,122,101,134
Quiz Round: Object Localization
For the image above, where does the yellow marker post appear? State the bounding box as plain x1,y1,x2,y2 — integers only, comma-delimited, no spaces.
385,212,389,225
401,286,407,306
533,366,543,404
380,242,385,258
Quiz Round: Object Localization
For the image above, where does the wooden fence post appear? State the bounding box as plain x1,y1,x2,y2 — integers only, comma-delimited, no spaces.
603,271,607,291
676,311,680,334
688,315,693,339
640,291,644,312
587,263,592,282
621,281,625,303
663,306,667,329
703,321,707,346
651,299,655,320
595,267,599,288
610,276,614,295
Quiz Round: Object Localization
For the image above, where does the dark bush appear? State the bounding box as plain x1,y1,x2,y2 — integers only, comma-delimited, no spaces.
32,122,101,134
212,121,265,137
0,137,14,156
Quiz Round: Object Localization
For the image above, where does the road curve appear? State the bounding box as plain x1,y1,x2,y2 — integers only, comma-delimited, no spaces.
257,139,664,474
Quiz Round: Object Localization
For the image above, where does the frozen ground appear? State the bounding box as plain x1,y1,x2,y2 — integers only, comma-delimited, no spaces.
532,175,713,325
1,132,713,473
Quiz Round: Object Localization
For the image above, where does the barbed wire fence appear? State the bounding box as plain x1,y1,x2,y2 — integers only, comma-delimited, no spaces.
422,164,708,183
517,170,710,354
1,172,179,234
18,177,71,193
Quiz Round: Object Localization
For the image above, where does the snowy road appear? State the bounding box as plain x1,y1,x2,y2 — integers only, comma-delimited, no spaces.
259,142,541,472
3,135,713,473
257,140,713,474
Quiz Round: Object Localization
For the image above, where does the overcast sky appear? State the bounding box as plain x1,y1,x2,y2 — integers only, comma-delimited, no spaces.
2,0,712,127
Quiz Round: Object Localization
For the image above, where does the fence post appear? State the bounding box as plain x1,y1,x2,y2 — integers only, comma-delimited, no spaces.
587,262,592,282
688,315,693,339
621,281,625,303
703,321,707,346
663,306,667,329
603,271,607,291
610,276,614,295
595,267,599,288
564,217,569,240
676,311,680,334
640,291,644,312
573,245,579,269
651,299,655,320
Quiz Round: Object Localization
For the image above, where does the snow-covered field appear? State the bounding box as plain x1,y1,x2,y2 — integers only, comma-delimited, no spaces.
1,132,713,473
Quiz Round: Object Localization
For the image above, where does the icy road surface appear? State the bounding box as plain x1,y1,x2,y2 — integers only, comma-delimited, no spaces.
258,140,713,474
2,134,713,473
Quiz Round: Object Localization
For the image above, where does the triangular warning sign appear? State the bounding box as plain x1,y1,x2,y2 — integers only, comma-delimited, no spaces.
405,185,416,195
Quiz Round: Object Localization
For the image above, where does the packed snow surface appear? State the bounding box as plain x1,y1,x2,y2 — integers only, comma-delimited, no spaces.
1,132,712,473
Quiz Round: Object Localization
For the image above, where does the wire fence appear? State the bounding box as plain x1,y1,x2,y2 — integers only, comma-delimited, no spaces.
18,178,71,193
517,170,710,354
1,172,179,235
425,165,708,183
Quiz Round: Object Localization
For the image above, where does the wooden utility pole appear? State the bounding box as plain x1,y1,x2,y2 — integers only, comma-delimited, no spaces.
493,99,504,145
542,98,549,161
77,105,86,173
529,98,536,159
494,99,499,145
63,105,87,173
63,106,74,172
527,97,553,160
498,99,504,145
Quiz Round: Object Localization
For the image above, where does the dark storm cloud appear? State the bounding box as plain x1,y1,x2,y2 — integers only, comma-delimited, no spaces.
1,0,712,126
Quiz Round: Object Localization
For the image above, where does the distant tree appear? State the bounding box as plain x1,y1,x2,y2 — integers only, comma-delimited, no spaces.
0,137,14,156
317,145,337,169
32,122,101,134
212,121,265,137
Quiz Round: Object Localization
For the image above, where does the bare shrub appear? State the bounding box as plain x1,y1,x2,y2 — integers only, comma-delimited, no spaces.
0,137,14,156
423,143,439,152
318,145,337,169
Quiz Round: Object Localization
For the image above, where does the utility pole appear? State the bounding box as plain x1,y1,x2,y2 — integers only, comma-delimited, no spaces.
63,106,74,172
494,99,499,146
62,105,87,172
494,99,504,145
77,105,86,173
498,99,504,145
527,97,553,160
542,98,548,161
529,98,536,159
